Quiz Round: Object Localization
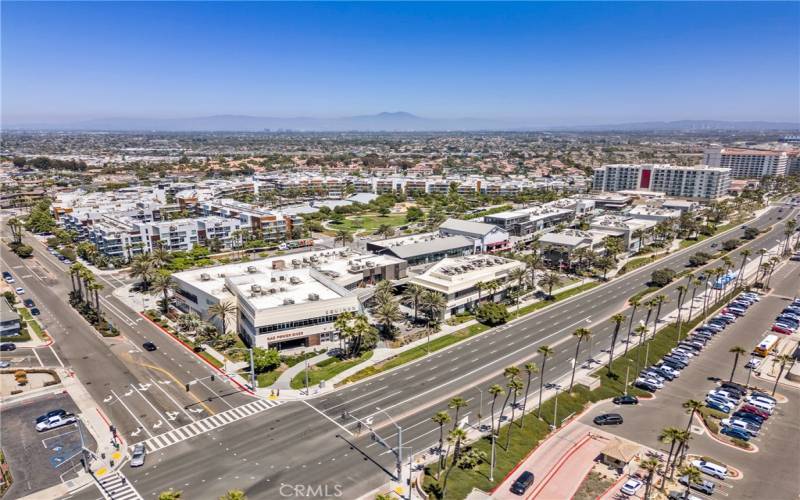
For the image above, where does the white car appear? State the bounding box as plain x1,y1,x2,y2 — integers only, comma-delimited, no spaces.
620,478,643,496
14,287,24,295
35,414,77,432
746,395,775,408
130,443,146,467
708,390,738,405
636,376,663,389
0,360,10,368
745,358,761,369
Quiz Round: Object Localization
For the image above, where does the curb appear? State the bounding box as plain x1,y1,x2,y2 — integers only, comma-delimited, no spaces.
524,433,594,499
137,313,256,397
692,413,759,454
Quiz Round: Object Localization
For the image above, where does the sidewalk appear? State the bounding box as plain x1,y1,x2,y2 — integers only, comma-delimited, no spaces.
273,352,331,389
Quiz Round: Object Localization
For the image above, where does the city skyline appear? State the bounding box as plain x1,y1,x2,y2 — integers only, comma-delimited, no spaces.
3,1,799,126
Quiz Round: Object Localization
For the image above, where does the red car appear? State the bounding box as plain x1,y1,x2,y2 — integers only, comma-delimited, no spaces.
772,324,793,335
740,404,770,419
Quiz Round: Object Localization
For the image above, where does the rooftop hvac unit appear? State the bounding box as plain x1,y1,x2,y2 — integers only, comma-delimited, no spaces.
200,273,211,281
251,284,262,293
270,277,277,282
365,261,375,267
283,298,295,305
269,288,277,294
247,266,257,273
289,276,301,284
279,275,286,281
308,293,319,301
280,286,287,292
217,273,226,278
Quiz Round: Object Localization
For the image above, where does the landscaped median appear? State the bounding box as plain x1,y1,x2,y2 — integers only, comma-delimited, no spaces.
421,290,740,499
339,282,600,386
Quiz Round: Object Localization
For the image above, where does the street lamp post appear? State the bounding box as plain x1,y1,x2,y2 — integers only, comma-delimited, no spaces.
227,346,257,391
552,385,561,429
376,407,404,487
475,387,484,429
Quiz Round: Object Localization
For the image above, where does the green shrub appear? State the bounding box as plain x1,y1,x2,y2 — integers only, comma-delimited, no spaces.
475,302,510,326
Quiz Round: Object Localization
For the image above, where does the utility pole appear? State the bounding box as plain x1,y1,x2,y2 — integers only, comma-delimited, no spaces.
304,359,310,395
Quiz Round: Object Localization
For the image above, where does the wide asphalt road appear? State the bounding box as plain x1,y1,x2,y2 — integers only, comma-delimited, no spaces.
0,218,255,445
101,203,798,499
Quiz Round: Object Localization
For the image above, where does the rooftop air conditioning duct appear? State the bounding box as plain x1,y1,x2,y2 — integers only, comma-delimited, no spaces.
279,275,286,281
247,266,257,273
283,298,295,305
251,284,262,293
200,273,211,281
308,293,319,301
289,276,301,284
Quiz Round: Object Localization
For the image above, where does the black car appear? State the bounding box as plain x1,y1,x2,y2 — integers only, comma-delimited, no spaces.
23,298,35,308
0,343,16,351
510,471,535,495
593,413,624,425
732,412,765,425
720,382,747,396
142,342,157,351
30,308,40,316
662,356,687,368
635,380,658,392
613,395,639,405
35,409,67,424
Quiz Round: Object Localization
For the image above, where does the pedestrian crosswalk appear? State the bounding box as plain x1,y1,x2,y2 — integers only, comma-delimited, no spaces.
98,471,142,500
134,398,283,454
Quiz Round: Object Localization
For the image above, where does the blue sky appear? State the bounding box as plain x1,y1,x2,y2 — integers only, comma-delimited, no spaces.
2,2,798,125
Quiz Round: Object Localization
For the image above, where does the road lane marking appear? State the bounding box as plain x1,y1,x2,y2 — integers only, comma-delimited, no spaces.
150,378,195,422
130,383,176,430
302,400,353,437
110,389,154,439
197,378,235,409
48,345,65,368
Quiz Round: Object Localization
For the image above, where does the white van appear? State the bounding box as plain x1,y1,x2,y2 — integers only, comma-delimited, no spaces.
746,399,774,414
691,460,728,479
746,395,776,408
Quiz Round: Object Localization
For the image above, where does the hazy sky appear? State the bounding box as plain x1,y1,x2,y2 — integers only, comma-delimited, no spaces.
3,1,799,125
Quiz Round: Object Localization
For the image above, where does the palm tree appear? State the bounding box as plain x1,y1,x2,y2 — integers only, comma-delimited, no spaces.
219,490,246,500
651,294,668,335
420,289,445,324
129,254,155,290
640,457,661,500
373,279,394,304
659,427,682,488
487,384,505,438
624,297,640,355
208,300,237,335
608,313,626,373
496,366,520,431
158,490,182,500
88,281,104,313
504,377,524,449
728,346,747,383
784,219,797,254
523,253,542,291
675,285,687,341
7,217,23,245
401,283,425,324
177,312,201,337
642,299,655,337
149,273,177,314
335,229,353,247
448,397,468,431
679,465,703,498
334,311,355,355
682,399,704,433
150,243,171,269
431,410,451,477
485,280,500,301
509,267,527,311
771,354,794,396
538,272,562,298
537,345,554,417
755,248,768,283
374,224,395,238
520,362,538,428
373,300,402,338
568,328,592,391
736,249,751,288
671,430,692,478
441,427,467,497
685,278,702,327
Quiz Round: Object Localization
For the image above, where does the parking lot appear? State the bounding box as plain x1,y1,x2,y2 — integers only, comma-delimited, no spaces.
0,392,97,499
581,260,800,499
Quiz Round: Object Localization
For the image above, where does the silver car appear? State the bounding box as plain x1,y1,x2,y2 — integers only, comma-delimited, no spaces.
130,443,146,467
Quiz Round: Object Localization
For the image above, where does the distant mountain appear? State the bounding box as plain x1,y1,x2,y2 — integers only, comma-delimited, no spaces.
6,112,511,132
552,120,800,132
4,114,798,132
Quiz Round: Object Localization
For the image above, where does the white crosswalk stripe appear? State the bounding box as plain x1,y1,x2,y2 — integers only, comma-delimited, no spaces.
132,399,282,454
98,471,142,500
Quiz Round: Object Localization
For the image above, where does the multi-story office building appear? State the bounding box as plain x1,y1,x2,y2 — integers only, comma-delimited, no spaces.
172,248,406,349
703,148,788,179
592,164,730,200
406,254,526,318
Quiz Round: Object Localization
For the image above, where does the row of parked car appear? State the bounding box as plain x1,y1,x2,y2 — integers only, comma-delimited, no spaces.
770,297,800,335
47,247,73,265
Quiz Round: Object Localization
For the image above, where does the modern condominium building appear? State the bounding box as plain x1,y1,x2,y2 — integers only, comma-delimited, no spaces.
592,164,731,200
703,147,788,179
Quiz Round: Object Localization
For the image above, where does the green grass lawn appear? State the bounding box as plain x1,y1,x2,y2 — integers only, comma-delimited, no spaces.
255,369,283,388
330,213,409,233
618,254,662,275
291,351,374,389
198,351,224,368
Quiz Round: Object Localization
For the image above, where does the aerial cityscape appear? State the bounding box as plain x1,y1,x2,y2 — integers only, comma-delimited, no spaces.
1,2,799,500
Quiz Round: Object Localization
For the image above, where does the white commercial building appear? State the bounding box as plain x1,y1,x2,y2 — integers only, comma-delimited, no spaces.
704,148,788,179
592,164,731,200
172,248,406,349
407,254,525,318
